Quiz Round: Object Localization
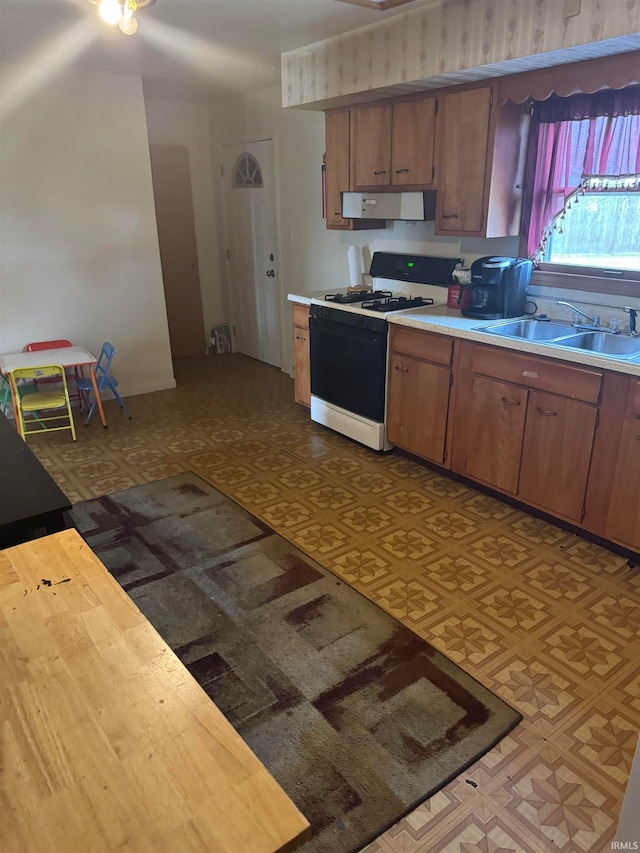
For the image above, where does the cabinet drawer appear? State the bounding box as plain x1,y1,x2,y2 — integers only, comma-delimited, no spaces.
390,327,453,366
631,380,640,416
292,303,310,328
472,344,602,404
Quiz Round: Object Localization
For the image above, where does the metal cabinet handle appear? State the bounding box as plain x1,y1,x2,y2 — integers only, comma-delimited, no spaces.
536,406,557,417
442,214,459,220
373,170,387,175
395,364,409,373
395,168,410,174
295,335,306,341
501,397,520,406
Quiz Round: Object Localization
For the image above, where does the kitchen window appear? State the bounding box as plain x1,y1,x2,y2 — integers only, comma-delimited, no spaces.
522,87,640,295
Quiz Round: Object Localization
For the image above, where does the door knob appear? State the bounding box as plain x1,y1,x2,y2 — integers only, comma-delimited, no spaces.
267,270,275,277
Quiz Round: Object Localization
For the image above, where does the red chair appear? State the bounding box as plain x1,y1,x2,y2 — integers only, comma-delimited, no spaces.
26,339,73,352
25,340,81,399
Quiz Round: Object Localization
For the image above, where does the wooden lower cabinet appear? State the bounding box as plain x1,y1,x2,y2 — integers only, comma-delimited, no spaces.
381,329,640,555
606,379,640,551
386,327,453,465
465,376,527,494
519,391,598,522
292,303,310,408
463,377,599,519
455,341,601,524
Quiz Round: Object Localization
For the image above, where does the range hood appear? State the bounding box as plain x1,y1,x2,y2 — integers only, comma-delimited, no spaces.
342,191,436,221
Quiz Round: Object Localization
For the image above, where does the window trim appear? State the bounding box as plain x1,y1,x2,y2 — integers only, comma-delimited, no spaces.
529,265,640,298
521,192,640,295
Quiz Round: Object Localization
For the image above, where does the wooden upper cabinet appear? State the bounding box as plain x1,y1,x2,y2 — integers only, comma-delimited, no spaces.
325,110,352,229
351,97,437,190
435,85,528,237
391,97,436,187
328,82,527,234
352,105,393,189
325,109,385,231
436,87,492,234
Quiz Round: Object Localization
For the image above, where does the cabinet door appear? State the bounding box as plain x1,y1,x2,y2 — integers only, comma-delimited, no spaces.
465,375,527,494
436,87,491,234
352,105,392,189
519,391,597,522
325,111,352,229
387,354,451,465
606,407,640,551
293,324,310,408
391,97,436,187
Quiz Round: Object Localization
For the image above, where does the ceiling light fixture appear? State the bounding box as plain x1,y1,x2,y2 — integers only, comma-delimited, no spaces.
92,0,157,35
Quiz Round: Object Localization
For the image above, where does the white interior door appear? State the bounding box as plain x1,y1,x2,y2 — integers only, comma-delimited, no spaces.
222,139,280,367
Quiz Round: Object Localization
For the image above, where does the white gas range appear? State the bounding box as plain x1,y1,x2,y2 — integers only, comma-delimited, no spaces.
308,252,462,452
308,290,441,451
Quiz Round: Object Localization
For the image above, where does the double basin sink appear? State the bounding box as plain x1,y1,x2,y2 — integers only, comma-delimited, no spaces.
475,318,640,362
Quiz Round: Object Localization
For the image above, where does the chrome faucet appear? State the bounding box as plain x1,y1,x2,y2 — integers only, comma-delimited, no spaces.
624,307,638,336
556,301,600,327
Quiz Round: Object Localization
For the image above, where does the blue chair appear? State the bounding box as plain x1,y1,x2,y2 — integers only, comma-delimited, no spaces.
76,342,131,426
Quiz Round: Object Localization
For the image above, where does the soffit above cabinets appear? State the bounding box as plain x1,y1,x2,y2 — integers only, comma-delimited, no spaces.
283,0,640,110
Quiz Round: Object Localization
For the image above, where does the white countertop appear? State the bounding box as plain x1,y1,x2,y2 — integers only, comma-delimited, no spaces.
288,292,640,378
288,290,346,306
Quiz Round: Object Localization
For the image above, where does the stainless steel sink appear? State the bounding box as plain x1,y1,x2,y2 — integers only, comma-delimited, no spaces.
475,318,640,362
551,332,640,357
476,319,576,341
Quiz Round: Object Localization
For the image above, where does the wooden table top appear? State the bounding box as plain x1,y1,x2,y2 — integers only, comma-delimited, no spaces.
0,530,311,853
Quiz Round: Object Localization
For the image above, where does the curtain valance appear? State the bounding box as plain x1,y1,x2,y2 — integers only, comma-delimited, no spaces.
498,51,640,106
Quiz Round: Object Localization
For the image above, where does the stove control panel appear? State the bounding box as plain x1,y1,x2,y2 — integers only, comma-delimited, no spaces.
370,252,462,285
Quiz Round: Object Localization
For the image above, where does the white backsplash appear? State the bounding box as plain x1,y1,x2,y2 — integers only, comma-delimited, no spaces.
529,296,636,334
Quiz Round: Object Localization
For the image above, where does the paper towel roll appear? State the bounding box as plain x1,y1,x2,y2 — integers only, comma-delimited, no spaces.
347,245,364,289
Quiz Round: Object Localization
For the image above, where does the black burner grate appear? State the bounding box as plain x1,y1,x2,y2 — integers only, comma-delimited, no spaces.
361,296,435,312
324,290,393,304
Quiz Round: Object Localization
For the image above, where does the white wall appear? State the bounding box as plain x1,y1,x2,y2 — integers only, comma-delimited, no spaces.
210,84,519,375
0,63,175,397
144,96,224,339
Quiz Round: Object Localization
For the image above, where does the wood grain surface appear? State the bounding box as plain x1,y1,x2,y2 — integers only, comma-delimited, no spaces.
0,529,310,853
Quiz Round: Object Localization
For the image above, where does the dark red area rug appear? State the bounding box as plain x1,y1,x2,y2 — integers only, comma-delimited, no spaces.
71,472,521,853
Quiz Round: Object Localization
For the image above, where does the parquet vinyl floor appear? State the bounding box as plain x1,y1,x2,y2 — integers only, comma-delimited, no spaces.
27,353,639,853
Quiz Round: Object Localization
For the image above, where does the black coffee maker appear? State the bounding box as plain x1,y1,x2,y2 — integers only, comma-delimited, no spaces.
460,256,533,320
